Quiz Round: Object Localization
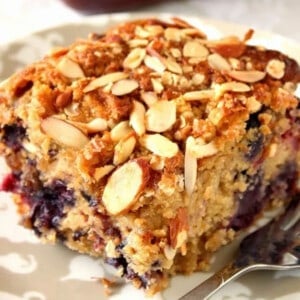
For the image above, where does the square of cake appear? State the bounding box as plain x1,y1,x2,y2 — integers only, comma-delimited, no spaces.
0,17,300,294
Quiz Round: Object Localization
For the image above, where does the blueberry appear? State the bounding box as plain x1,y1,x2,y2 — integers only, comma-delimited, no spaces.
245,133,264,161
2,123,26,151
30,180,75,231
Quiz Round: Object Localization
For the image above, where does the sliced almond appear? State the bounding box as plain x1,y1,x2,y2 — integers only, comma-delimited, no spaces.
266,59,285,79
129,100,146,136
165,58,183,74
208,36,246,58
110,121,134,142
102,160,146,215
181,28,205,37
144,25,164,36
192,73,205,85
184,136,198,196
102,82,113,93
66,118,108,134
135,25,151,38
183,90,215,101
145,100,176,132
64,102,80,117
140,91,158,107
57,57,85,79
111,79,139,96
141,134,179,158
170,48,182,58
183,65,194,74
94,165,115,181
164,245,177,260
23,141,39,154
41,117,89,148
188,57,206,65
216,82,251,96
183,41,209,58
83,72,128,93
151,78,164,93
85,118,108,132
128,39,149,48
164,27,182,41
123,48,146,69
113,135,136,165
175,230,188,249
144,55,166,73
227,70,266,83
189,137,218,159
207,53,231,71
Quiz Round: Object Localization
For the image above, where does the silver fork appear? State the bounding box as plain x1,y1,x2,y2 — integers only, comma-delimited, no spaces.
179,196,300,300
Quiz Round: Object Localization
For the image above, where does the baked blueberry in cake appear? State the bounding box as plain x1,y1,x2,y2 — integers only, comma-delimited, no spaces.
1,17,300,294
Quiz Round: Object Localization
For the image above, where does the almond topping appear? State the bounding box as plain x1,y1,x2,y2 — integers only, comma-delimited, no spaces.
83,72,128,93
151,78,164,93
135,25,151,38
41,117,89,149
207,53,231,71
169,207,189,248
123,48,146,69
145,100,176,132
128,39,149,48
57,57,85,79
266,59,285,79
140,92,158,107
63,102,79,117
129,100,146,136
102,161,145,215
55,90,72,108
175,230,188,249
208,36,246,58
165,58,183,74
110,121,134,142
144,25,164,36
183,90,215,101
85,118,108,132
163,245,177,260
141,134,178,157
94,165,115,181
184,136,198,196
192,73,205,85
217,82,251,96
227,70,266,83
164,27,182,41
183,41,209,58
113,135,136,165
144,55,166,73
185,136,218,195
170,48,182,58
188,137,218,159
111,79,139,96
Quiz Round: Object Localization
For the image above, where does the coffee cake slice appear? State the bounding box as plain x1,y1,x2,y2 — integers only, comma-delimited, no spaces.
1,17,300,294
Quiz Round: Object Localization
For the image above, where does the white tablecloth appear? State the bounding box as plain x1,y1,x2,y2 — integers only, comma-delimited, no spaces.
0,0,300,45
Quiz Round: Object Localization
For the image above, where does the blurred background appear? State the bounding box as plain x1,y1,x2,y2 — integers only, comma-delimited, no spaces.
0,0,299,45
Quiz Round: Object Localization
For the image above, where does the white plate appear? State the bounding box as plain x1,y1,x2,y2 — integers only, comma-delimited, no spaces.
0,12,300,300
